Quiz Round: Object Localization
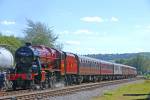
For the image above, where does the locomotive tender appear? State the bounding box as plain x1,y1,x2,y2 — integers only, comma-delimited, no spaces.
8,43,137,90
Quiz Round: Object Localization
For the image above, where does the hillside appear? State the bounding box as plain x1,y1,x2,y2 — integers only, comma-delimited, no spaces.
86,52,150,62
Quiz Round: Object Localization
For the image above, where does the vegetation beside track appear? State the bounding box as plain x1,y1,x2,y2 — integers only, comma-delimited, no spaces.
92,80,150,100
144,74,150,79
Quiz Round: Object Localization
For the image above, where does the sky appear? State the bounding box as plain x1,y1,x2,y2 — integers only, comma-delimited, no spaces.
0,0,150,54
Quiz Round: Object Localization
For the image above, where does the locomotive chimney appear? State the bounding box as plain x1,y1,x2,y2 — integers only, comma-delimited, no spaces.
25,42,32,47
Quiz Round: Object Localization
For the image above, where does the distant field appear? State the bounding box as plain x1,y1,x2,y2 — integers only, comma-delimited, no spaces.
92,80,150,100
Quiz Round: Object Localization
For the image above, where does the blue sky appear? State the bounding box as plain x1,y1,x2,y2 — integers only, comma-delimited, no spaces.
0,0,150,54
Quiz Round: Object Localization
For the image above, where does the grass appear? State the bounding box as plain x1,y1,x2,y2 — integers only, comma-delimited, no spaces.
144,74,150,79
92,80,150,100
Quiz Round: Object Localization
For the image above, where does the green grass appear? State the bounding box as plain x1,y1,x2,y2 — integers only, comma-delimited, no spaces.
92,80,150,100
144,74,150,79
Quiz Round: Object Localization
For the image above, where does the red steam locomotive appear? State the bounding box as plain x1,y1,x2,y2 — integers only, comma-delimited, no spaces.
7,43,137,90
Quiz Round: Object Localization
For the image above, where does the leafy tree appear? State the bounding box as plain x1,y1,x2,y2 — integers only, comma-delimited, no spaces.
0,35,22,54
115,59,127,64
127,55,146,74
24,20,58,47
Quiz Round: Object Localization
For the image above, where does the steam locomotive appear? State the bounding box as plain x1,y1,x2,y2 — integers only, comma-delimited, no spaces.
7,43,137,90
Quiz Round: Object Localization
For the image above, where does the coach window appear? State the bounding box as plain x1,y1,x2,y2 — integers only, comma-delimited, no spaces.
93,61,95,67
87,60,88,67
81,59,83,66
87,61,89,67
80,59,81,66
89,61,91,67
86,60,88,67
96,62,98,68
110,65,112,69
83,60,85,67
95,62,97,68
84,60,86,67
93,62,95,67
93,62,94,67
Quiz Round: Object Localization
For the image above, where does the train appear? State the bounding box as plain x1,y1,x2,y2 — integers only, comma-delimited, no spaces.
7,43,137,90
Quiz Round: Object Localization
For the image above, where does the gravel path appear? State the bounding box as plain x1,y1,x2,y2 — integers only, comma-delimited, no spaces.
44,80,144,100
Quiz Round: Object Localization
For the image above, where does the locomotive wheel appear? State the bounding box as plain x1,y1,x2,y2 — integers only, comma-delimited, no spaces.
64,76,69,86
50,76,56,89
1,80,12,91
22,80,31,89
42,77,50,89
30,81,36,90
76,76,83,85
94,76,98,82
12,81,17,90
40,82,45,90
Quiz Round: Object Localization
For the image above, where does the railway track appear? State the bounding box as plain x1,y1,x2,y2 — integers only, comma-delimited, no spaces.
0,89,34,97
0,77,142,100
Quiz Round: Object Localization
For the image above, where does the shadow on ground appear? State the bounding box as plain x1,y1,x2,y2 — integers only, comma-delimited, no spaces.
123,93,150,100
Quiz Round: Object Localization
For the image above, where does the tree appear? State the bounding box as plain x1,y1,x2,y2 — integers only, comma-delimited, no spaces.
0,35,22,54
115,59,127,64
24,20,58,47
127,55,146,74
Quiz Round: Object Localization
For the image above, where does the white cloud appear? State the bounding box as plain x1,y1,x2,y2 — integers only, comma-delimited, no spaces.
80,16,103,23
65,41,80,45
59,30,69,34
0,20,16,25
74,29,93,35
135,25,141,28
1,30,14,36
142,25,150,32
60,29,95,35
147,25,150,29
144,29,150,32
110,17,119,22
80,16,119,23
135,48,145,52
86,48,99,54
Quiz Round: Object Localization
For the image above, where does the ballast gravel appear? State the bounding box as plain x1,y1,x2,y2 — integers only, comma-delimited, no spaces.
43,80,144,100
